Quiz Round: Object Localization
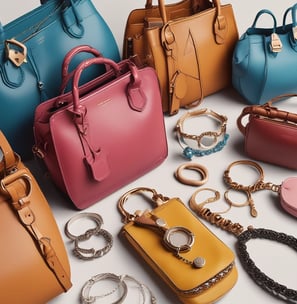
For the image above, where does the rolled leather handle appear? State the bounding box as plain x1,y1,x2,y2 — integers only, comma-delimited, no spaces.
237,94,297,135
0,130,18,173
71,57,121,113
59,45,102,94
71,57,147,113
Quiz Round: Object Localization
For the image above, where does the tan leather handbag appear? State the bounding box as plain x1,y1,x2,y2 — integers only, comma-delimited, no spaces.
0,130,72,304
123,0,238,114
118,187,237,304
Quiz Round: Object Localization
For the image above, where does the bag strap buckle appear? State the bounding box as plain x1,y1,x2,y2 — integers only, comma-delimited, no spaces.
5,39,27,67
293,26,297,41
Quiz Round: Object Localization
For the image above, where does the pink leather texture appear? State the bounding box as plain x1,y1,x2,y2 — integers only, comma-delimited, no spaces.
244,116,297,170
34,55,168,209
280,177,297,217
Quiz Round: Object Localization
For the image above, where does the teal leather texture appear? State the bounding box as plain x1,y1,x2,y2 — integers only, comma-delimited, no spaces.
232,5,297,105
0,0,120,159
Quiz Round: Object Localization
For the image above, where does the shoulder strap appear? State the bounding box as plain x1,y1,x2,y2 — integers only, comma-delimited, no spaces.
0,131,72,291
237,94,297,135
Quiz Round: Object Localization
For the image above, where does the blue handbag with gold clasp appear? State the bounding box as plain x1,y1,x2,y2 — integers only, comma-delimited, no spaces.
232,5,297,105
0,0,120,159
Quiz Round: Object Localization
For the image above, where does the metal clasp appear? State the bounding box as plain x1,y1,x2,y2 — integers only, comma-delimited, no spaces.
5,39,27,67
293,26,297,41
270,33,282,53
117,187,169,223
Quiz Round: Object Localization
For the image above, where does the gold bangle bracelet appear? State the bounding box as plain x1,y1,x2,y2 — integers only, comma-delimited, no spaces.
175,109,229,160
175,162,208,186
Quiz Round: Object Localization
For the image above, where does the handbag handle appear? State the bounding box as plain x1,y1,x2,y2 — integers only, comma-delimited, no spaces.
117,187,169,223
282,4,297,51
71,57,147,114
249,9,282,53
237,94,297,135
159,0,229,44
1,0,83,42
251,9,278,30
59,45,102,94
282,3,297,28
0,131,19,174
145,0,212,15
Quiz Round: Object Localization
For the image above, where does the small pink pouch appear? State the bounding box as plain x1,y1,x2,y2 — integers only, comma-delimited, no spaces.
280,177,297,217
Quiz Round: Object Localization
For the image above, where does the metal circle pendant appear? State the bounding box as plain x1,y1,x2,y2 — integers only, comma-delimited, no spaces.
163,226,195,252
193,257,206,268
237,227,297,302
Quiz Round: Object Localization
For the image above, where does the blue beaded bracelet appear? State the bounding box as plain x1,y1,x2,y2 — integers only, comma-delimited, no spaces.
176,109,229,160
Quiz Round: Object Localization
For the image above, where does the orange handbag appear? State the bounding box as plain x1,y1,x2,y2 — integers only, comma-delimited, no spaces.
0,130,72,304
123,0,238,114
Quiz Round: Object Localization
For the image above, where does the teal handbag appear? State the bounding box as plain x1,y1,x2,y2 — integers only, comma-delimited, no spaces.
232,5,297,105
0,0,120,159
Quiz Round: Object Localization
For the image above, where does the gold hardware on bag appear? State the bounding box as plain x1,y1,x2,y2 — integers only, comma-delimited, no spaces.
270,33,282,53
293,26,297,40
5,39,28,67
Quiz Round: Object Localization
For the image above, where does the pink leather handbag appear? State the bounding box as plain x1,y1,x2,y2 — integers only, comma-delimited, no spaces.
237,94,297,170
33,46,168,209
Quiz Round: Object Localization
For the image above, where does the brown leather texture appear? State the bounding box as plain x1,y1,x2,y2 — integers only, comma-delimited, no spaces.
123,0,238,114
121,198,237,304
0,131,72,304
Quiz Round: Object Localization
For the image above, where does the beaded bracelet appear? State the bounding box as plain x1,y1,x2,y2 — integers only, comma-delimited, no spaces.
175,109,229,160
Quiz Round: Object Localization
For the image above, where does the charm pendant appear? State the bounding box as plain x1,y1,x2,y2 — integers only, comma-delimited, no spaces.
163,226,195,252
162,225,206,269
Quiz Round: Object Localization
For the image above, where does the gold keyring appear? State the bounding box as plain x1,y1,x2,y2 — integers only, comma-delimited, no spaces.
175,162,208,186
224,188,258,217
223,160,264,192
189,187,231,214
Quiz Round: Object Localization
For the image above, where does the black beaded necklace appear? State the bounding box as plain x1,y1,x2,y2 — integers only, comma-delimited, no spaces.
190,188,297,303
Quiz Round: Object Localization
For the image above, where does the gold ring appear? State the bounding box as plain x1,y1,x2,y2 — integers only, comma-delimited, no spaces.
175,162,208,186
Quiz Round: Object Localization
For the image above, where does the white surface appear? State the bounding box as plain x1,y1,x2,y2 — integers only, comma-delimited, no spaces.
3,1,297,303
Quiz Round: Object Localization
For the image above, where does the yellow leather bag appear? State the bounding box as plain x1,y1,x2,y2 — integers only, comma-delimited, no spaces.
123,0,238,114
118,187,237,304
0,130,72,304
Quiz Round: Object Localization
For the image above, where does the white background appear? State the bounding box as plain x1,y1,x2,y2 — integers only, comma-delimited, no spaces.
2,1,297,303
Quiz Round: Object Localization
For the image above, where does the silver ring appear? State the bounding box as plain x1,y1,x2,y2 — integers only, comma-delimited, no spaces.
73,228,113,260
80,273,127,304
65,212,103,240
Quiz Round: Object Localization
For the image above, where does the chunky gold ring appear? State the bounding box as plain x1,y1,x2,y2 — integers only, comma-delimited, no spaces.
175,162,208,186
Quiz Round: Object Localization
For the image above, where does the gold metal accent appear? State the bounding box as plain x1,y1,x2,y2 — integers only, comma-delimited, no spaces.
223,160,281,217
117,187,169,223
293,26,297,40
5,39,28,67
174,162,208,186
176,109,228,150
163,226,195,252
270,33,282,53
190,188,245,237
